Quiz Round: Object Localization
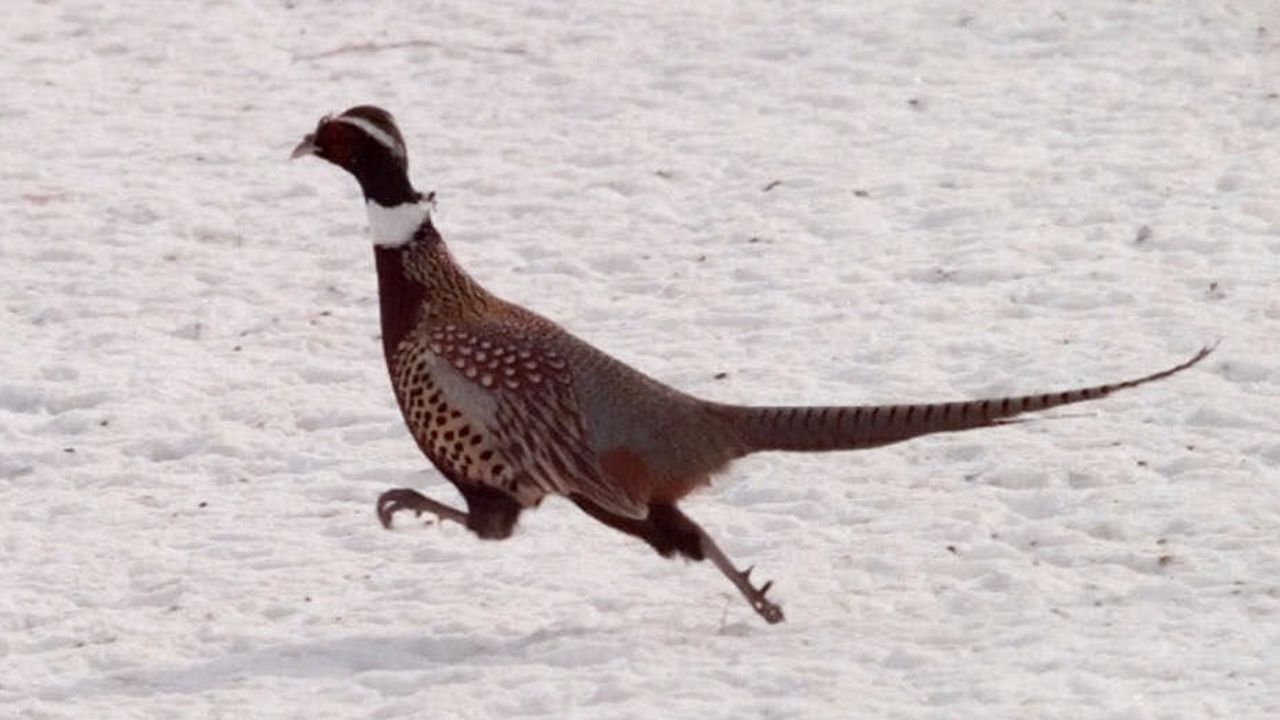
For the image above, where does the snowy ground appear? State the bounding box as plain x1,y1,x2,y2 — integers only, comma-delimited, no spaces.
3,1,1279,718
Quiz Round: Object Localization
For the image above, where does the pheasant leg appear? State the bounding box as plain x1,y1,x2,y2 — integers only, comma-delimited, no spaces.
571,497,786,623
695,529,786,624
376,488,469,529
648,504,786,624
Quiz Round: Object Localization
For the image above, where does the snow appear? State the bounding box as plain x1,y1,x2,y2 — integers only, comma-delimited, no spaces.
2,1,1278,718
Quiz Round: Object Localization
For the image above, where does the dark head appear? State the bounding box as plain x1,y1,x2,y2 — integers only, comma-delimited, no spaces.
291,105,420,206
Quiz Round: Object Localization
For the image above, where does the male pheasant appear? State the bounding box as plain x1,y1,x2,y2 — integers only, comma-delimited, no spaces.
292,106,1212,624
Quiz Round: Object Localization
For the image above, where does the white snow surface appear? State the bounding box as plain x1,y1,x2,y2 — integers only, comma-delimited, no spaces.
2,1,1279,718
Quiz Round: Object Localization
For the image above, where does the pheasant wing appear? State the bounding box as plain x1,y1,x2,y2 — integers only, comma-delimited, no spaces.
431,315,649,519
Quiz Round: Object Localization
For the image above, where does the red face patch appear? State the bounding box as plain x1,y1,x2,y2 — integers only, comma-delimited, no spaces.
313,120,363,168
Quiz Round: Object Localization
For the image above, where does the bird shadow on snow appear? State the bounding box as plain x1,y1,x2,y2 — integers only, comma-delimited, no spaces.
36,625,617,700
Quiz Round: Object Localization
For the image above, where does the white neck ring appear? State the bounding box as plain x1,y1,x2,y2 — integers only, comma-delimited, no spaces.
366,200,430,247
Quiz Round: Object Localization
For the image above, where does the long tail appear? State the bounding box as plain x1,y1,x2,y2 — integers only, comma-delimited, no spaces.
726,345,1214,453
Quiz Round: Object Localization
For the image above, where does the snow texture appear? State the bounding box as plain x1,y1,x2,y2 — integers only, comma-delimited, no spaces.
2,1,1278,718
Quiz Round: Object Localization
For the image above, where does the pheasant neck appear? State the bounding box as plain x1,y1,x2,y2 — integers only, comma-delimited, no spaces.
367,198,431,247
373,221,497,366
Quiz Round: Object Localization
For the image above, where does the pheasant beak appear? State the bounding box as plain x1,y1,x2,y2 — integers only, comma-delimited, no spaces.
290,134,319,160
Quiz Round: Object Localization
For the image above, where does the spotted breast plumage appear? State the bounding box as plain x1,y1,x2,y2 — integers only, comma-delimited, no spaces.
292,105,1213,624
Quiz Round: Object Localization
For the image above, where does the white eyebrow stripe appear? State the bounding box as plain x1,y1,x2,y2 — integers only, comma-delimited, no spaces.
333,115,404,158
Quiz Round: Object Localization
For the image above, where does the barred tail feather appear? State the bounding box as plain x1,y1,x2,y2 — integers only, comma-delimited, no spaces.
730,346,1214,453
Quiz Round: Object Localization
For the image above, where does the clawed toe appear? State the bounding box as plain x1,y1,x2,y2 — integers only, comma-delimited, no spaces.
753,595,785,624
375,487,469,529
735,565,784,623
377,488,426,529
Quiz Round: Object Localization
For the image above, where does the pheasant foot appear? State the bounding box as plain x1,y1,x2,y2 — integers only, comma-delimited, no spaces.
697,530,785,624
376,488,469,529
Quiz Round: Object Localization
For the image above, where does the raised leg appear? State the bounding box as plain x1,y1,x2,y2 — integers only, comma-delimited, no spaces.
693,524,785,624
570,496,785,624
377,488,468,529
651,505,785,624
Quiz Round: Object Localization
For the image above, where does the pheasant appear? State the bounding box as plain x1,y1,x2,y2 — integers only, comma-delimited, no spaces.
291,105,1212,624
